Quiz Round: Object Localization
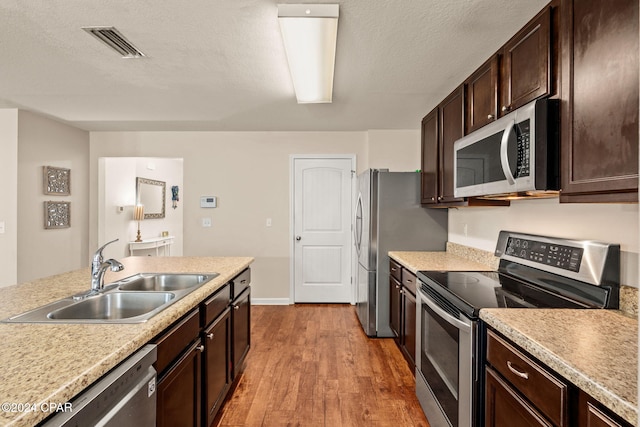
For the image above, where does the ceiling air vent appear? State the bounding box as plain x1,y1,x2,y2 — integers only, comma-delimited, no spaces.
82,26,145,58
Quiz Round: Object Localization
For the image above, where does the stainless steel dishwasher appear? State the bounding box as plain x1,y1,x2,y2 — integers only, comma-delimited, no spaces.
41,344,157,427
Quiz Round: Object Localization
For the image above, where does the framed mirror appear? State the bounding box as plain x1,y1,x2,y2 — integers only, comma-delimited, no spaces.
136,177,166,219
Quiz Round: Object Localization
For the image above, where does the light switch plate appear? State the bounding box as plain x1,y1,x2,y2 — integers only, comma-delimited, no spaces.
0,221,4,234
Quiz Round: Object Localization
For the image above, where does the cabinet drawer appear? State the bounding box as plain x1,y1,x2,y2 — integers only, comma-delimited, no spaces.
389,259,402,281
201,284,231,327
401,269,417,295
154,308,200,375
231,268,251,299
487,330,568,426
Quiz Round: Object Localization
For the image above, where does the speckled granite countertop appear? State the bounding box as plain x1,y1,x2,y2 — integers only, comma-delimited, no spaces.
481,309,638,426
0,256,253,427
388,250,494,273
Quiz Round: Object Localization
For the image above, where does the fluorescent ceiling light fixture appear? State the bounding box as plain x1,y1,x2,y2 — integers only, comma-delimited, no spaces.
278,4,339,103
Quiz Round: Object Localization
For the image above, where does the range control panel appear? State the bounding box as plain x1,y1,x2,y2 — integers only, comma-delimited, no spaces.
506,237,583,272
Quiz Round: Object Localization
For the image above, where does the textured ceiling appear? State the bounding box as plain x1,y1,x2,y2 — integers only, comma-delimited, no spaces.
0,0,549,131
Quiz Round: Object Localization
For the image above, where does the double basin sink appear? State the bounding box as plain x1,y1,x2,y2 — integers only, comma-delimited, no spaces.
3,273,219,324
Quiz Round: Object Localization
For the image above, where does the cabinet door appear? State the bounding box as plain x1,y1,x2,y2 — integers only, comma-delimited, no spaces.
485,367,553,427
578,391,633,427
203,308,231,427
231,287,251,379
439,85,465,203
389,275,402,339
560,0,639,202
421,108,439,204
156,340,203,427
401,289,416,368
466,55,499,133
500,7,551,114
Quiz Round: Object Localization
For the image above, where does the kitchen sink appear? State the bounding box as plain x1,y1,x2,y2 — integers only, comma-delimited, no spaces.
117,273,217,292
47,292,175,321
2,272,219,324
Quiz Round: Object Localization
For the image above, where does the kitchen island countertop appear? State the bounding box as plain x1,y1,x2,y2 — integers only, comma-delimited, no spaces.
0,256,253,427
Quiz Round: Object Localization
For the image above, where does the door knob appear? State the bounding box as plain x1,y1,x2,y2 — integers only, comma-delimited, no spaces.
296,236,301,241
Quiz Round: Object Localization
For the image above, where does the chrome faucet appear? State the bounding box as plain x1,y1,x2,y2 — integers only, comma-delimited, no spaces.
90,239,124,293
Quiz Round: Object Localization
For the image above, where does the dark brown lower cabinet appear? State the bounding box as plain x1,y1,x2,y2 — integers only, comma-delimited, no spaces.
153,268,252,427
231,287,251,379
400,288,416,367
157,340,203,427
203,307,231,427
389,275,402,338
485,367,552,427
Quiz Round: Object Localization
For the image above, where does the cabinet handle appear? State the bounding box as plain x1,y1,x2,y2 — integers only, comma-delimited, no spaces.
506,361,529,380
431,197,435,201
197,345,205,353
487,114,494,120
391,267,397,272
240,279,247,284
233,305,240,310
207,333,214,340
501,105,511,113
405,279,413,284
395,284,400,289
437,196,443,201
399,289,404,294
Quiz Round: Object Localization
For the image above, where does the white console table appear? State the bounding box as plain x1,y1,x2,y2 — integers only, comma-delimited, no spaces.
129,236,174,256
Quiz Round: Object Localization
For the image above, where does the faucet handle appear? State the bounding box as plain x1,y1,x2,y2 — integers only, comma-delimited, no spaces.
93,239,119,264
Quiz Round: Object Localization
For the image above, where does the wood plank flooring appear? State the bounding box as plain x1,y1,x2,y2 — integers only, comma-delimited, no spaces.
216,304,429,427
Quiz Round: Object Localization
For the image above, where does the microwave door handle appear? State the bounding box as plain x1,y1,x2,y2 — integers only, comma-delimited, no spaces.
500,119,517,185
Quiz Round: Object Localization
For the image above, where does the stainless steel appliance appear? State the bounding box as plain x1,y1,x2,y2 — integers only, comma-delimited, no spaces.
42,344,157,427
354,169,447,337
415,231,620,427
453,98,559,199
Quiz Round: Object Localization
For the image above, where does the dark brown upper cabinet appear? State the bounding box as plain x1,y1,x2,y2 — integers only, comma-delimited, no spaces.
465,55,499,133
438,86,466,204
420,108,439,204
560,0,639,203
500,6,553,115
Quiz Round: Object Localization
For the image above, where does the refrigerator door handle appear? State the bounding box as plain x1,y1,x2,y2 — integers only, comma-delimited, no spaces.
354,192,363,255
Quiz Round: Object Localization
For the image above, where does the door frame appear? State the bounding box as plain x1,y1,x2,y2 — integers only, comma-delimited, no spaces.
289,154,357,305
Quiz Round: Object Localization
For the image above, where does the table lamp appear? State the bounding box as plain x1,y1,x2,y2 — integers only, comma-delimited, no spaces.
133,205,144,242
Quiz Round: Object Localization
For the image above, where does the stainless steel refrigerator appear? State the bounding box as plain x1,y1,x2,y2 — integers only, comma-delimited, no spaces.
354,169,448,337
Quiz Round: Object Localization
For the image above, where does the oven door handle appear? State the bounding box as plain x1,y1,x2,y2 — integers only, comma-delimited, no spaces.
419,290,472,333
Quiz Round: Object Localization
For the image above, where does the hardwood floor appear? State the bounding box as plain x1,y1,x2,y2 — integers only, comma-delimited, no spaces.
216,304,429,427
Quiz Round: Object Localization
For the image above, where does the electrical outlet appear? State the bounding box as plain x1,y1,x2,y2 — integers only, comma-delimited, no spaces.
266,218,272,227
202,217,212,227
0,221,5,234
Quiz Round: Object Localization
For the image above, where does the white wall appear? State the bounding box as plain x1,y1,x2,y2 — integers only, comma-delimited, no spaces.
448,198,639,287
17,111,90,283
90,131,376,300
0,109,18,287
99,157,184,258
366,129,421,172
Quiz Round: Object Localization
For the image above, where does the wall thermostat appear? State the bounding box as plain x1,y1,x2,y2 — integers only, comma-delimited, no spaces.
200,196,217,208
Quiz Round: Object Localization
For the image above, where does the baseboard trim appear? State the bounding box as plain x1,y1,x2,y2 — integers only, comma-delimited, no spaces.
251,298,291,305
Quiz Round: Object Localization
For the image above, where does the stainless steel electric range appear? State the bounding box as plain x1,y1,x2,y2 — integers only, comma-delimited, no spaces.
414,231,620,427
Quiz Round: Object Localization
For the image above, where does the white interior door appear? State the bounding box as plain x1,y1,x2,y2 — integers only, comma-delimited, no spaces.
293,157,353,303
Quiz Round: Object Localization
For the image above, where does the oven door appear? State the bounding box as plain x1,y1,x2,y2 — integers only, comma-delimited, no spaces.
416,287,476,427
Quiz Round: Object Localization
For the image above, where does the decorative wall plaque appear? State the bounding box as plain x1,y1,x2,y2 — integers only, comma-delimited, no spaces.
44,201,70,229
43,166,71,196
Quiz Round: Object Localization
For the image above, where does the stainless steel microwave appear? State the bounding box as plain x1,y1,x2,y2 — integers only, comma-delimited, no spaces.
453,98,559,199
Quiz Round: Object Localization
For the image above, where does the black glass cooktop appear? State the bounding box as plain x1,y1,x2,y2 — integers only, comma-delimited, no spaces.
416,268,600,319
